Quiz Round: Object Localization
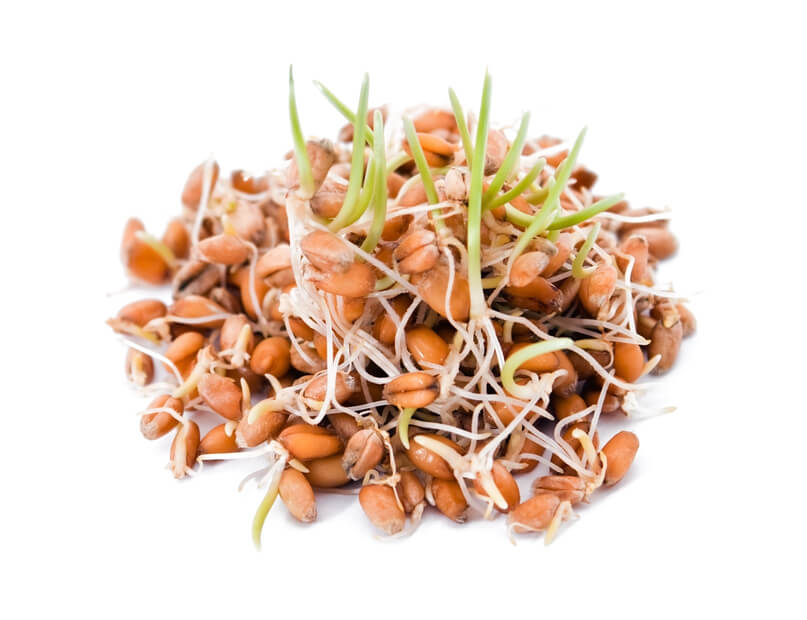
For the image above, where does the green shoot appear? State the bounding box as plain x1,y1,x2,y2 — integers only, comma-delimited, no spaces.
312,80,374,147
288,66,314,198
251,472,281,550
448,88,474,169
403,117,440,204
548,193,625,230
398,407,416,449
484,158,545,211
482,111,531,205
350,158,376,225
525,182,551,205
505,192,624,230
361,111,388,254
504,204,534,227
467,70,493,319
572,222,600,278
510,127,587,262
329,74,370,231
500,337,573,399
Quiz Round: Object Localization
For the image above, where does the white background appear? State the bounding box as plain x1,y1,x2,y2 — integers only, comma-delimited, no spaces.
1,1,804,618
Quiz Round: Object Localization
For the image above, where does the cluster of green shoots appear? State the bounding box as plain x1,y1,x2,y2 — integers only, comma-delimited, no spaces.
244,67,654,544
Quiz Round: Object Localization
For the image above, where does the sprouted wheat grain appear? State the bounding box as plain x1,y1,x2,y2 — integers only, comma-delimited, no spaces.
108,68,694,548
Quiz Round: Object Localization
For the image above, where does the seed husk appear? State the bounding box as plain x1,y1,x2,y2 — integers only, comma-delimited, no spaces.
255,243,291,279
411,261,471,321
121,218,170,284
301,229,355,273
533,475,586,505
231,169,269,194
505,277,563,313
383,372,439,409
164,331,205,377
405,326,449,368
305,454,351,488
406,434,460,480
219,314,254,353
472,460,520,512
286,138,336,197
629,226,678,259
359,484,405,535
394,229,439,274
198,233,250,265
310,176,347,219
140,395,183,440
508,493,561,533
118,299,167,327
328,413,361,442
510,251,552,288
168,295,228,328
602,431,639,486
278,424,342,460
432,478,468,522
162,218,191,259
578,262,617,316
250,337,291,377
182,161,219,210
125,348,154,386
170,421,200,479
303,371,358,404
172,260,220,299
372,295,411,345
289,343,326,374
613,341,644,383
648,320,683,374
396,471,425,514
198,373,243,421
236,408,287,448
342,428,385,480
279,468,317,523
308,261,375,298
199,423,240,456
552,393,587,421
413,108,457,134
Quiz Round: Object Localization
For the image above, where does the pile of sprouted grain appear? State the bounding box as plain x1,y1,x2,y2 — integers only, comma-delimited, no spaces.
108,69,694,548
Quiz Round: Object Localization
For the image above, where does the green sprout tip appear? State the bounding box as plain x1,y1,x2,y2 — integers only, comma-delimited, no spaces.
288,66,314,198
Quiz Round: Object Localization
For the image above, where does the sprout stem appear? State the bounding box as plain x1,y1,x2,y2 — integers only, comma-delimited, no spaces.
402,118,440,204
549,193,625,230
500,338,573,396
347,158,376,226
288,66,314,198
482,111,530,204
572,222,600,279
403,116,445,232
329,74,370,231
510,128,587,261
448,88,474,169
485,158,545,211
361,111,388,254
525,184,550,205
467,71,492,319
398,407,416,450
251,463,283,550
312,80,374,147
